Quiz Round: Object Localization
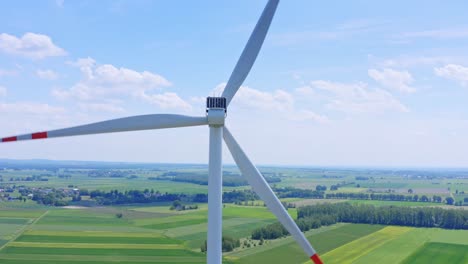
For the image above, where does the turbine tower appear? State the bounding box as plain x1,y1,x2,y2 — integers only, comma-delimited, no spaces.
1,1,323,263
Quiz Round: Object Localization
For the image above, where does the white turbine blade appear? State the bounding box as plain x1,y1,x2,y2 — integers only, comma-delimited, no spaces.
1,114,207,143
222,0,279,106
223,127,323,264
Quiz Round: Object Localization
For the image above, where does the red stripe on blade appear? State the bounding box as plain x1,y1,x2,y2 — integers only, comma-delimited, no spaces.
32,132,48,139
311,254,323,264
2,136,17,142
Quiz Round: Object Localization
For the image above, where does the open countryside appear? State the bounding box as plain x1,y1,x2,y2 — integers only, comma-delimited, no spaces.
2,0,468,263
0,160,467,264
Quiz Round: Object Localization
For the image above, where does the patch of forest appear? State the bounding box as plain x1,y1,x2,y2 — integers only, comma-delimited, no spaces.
149,171,281,187
251,203,468,240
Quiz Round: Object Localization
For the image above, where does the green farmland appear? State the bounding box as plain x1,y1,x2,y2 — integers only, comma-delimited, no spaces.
0,205,467,264
0,162,467,263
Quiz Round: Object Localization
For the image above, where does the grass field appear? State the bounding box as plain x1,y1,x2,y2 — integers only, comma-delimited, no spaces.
313,226,468,264
402,242,468,264
0,208,207,264
321,226,412,264
227,224,384,264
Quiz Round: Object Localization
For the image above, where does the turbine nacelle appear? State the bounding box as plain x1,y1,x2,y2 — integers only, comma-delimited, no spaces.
206,97,226,127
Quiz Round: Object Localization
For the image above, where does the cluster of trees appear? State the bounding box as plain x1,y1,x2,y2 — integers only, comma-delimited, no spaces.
315,185,327,191
356,176,370,180
223,190,258,203
201,236,240,252
252,202,468,241
11,187,269,206
325,192,451,204
88,170,126,178
251,214,337,240
273,187,324,199
31,189,68,206
89,189,188,205
152,172,281,187
251,222,288,240
87,189,262,206
251,215,336,240
7,175,48,182
298,203,468,229
170,200,198,211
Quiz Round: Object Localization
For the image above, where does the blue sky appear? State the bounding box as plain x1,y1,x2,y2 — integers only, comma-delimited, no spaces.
1,0,468,167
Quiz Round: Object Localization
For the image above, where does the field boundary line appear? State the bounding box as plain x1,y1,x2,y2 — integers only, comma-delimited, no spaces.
0,210,49,251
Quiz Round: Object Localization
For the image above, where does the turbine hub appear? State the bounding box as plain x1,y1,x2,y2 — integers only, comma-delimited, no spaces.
206,97,226,126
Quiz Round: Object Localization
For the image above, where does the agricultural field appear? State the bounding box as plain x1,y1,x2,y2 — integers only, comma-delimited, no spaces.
0,160,467,263
0,204,466,264
0,208,207,264
318,227,468,264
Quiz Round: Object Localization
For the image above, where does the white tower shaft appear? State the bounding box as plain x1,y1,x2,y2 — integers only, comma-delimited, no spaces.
207,126,223,264
206,106,225,264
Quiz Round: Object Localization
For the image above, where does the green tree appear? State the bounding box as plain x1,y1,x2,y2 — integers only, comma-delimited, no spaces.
446,197,454,205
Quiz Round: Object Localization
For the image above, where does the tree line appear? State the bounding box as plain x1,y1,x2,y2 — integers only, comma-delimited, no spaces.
150,172,281,187
88,189,259,205
251,214,338,240
251,202,468,240
325,192,453,205
298,203,468,229
200,236,240,252
272,186,324,199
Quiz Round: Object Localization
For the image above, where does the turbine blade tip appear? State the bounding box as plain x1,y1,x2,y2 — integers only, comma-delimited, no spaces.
2,136,17,142
310,254,323,264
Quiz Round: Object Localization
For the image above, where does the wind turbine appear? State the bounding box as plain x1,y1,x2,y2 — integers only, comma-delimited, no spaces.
1,1,323,263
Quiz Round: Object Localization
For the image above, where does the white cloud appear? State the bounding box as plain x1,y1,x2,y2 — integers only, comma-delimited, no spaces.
368,68,415,93
215,83,294,112
0,86,7,97
0,102,65,115
292,110,329,124
139,92,192,111
213,83,329,124
295,86,315,96
66,57,171,92
309,80,409,113
434,64,468,87
36,69,59,80
0,33,66,59
189,96,206,105
54,58,191,111
78,102,125,113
